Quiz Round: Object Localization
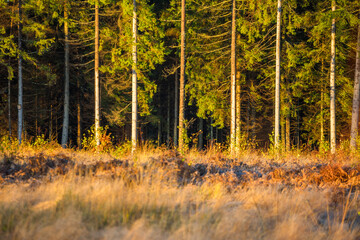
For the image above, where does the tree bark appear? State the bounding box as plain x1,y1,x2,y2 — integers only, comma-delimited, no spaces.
350,21,360,150
198,118,203,150
174,70,179,147
178,0,186,152
131,0,138,154
275,0,282,149
320,60,324,144
286,110,290,151
77,77,81,149
17,0,23,145
235,72,241,152
8,69,11,139
8,1,15,140
330,0,336,154
94,0,100,146
230,0,236,155
167,84,170,147
61,1,70,148
210,117,214,147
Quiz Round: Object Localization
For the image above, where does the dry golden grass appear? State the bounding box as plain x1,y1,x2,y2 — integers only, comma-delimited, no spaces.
0,144,360,240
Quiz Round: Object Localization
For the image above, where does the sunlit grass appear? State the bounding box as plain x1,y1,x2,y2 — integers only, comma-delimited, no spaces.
0,141,360,239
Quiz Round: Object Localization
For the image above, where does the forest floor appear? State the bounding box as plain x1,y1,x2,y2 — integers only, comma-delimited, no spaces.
1,144,360,239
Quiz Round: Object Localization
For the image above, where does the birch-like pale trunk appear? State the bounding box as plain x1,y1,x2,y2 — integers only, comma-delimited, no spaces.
178,0,186,152
17,0,23,145
61,2,70,148
275,0,282,149
230,0,236,155
350,21,360,150
174,70,179,147
131,0,138,155
94,0,100,146
330,0,336,154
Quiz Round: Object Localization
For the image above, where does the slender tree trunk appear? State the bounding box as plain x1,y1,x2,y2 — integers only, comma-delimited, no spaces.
61,1,70,148
77,77,81,149
178,0,186,151
49,87,53,140
281,115,285,148
285,78,290,151
94,0,100,146
174,70,179,147
236,72,241,151
246,95,250,139
286,109,290,151
8,72,11,139
320,61,324,144
198,118,203,150
8,0,15,140
210,117,214,147
35,92,38,136
131,0,138,154
350,22,360,150
167,84,170,147
275,0,282,149
158,120,161,146
17,0,23,145
230,0,236,155
330,0,336,154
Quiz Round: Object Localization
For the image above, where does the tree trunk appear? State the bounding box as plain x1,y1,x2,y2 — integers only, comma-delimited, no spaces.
330,0,336,154
49,87,53,140
8,70,11,139
178,0,186,152
61,1,70,148
210,117,214,147
17,0,23,145
236,72,241,151
167,84,170,147
8,0,15,140
94,0,100,147
131,0,138,154
198,118,203,150
320,60,324,144
174,70,179,147
158,120,161,146
35,92,38,136
77,77,81,149
230,0,236,155
350,21,360,150
286,110,290,151
275,0,282,149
